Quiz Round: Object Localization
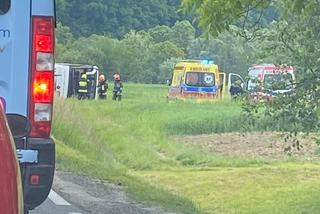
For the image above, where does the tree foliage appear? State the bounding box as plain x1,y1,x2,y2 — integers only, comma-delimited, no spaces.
56,19,254,84
56,0,188,38
56,23,187,83
182,0,274,36
188,34,254,77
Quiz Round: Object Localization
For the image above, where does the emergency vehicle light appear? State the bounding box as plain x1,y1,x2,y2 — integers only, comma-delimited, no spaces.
201,59,214,65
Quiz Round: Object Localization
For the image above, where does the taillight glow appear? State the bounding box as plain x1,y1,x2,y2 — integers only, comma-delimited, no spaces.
33,72,53,103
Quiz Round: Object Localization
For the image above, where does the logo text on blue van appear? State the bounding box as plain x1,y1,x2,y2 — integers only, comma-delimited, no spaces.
0,29,10,38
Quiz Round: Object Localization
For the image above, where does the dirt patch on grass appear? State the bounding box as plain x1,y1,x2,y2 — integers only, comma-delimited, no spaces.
175,132,320,160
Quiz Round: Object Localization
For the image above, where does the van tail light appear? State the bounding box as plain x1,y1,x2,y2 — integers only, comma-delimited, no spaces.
29,16,55,138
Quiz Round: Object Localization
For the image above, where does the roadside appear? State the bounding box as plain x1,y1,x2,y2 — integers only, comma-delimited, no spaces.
53,171,178,214
30,189,87,214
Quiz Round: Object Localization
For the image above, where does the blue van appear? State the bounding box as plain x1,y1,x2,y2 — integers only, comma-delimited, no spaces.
0,0,56,212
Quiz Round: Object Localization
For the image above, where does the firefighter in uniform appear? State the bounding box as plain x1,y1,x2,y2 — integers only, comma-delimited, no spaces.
112,73,123,101
229,80,243,98
78,72,89,100
97,74,108,99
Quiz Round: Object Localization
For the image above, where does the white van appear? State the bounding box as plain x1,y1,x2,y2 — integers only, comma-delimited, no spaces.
0,0,56,212
55,63,100,99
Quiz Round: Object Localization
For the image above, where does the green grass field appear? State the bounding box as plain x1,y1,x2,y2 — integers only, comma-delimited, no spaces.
53,84,320,214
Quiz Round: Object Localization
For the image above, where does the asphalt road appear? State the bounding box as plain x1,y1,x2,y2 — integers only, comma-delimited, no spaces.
29,171,176,214
30,190,87,214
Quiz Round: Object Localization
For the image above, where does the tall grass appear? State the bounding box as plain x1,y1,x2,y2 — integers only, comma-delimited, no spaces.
52,84,320,214
52,84,266,212
54,84,268,169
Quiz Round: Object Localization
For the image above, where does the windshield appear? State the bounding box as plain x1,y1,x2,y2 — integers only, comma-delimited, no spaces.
0,0,10,14
263,73,293,91
185,72,215,87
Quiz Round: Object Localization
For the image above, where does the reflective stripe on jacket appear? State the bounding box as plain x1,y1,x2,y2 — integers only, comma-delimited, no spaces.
78,76,88,93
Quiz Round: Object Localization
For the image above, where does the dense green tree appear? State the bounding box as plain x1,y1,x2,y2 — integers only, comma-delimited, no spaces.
147,41,185,83
188,34,254,76
56,26,185,84
55,18,253,84
119,31,153,82
148,20,196,51
169,21,196,51
148,25,173,43
56,0,188,38
159,58,183,84
181,0,274,36
55,22,74,45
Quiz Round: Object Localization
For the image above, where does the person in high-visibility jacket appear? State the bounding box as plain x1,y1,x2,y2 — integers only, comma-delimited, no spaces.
78,72,89,100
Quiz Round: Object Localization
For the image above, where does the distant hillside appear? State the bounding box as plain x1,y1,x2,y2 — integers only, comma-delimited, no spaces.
56,0,187,38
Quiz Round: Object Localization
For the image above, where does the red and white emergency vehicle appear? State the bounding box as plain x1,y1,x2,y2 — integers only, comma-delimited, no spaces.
246,64,295,101
0,0,56,212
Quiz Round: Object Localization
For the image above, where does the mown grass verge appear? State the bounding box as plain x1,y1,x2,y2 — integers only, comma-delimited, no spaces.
53,84,320,214
132,164,320,214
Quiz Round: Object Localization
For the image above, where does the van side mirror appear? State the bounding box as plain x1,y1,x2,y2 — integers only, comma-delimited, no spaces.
6,114,31,139
166,80,171,86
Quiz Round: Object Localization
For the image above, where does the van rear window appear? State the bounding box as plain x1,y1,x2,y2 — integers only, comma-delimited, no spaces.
0,0,10,15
